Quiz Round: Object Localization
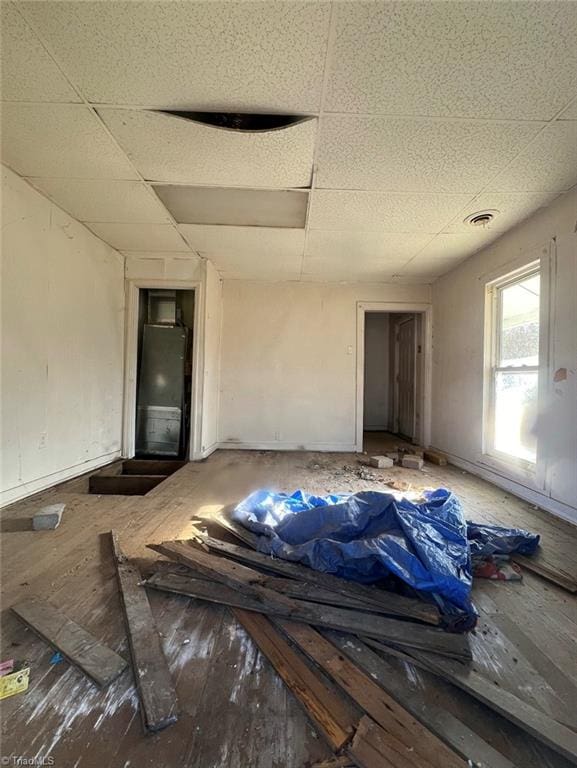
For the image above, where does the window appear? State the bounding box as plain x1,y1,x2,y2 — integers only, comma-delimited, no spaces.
486,264,541,467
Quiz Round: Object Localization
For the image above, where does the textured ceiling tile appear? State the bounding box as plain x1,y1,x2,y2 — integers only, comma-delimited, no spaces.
300,257,404,283
1,3,80,103
399,256,464,278
317,116,542,193
413,232,502,261
327,1,577,120
100,109,316,187
21,1,330,111
28,179,171,223
87,223,189,252
154,185,308,228
486,122,577,192
443,192,558,234
1,104,138,180
308,190,472,233
178,225,304,276
306,230,436,264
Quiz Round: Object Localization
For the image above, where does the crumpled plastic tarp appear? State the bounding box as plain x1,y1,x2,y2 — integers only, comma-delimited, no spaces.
232,488,540,630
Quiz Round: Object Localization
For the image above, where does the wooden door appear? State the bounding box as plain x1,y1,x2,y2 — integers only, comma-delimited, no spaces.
396,317,416,439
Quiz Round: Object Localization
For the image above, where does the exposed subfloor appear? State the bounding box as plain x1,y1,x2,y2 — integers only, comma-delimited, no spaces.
1,443,576,768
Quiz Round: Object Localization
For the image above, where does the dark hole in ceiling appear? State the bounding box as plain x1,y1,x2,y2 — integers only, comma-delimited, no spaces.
159,111,305,131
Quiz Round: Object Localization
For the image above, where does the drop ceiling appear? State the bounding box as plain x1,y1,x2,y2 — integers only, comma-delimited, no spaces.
1,0,576,284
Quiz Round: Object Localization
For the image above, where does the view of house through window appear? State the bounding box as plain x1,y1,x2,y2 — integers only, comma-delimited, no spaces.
488,267,540,465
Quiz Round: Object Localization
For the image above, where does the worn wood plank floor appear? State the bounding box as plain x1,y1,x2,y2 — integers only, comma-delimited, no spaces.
1,442,576,768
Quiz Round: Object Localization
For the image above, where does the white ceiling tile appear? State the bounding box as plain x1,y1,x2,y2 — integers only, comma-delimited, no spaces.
443,192,558,234
399,257,464,279
27,179,171,223
309,190,473,233
327,1,577,120
317,116,542,193
1,104,138,180
178,225,304,278
154,186,308,228
0,3,80,103
300,257,405,283
306,230,435,264
413,232,502,262
486,122,577,192
21,1,330,112
100,109,316,187
87,223,189,252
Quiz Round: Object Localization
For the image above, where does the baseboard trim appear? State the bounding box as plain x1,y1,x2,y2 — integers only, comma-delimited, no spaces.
437,449,577,525
192,443,219,461
0,450,122,509
217,441,358,452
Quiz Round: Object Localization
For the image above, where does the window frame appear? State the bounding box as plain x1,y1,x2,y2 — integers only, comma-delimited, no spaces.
484,261,542,474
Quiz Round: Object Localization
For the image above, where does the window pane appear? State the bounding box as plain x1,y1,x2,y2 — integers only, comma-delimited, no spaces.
494,371,538,463
499,274,540,366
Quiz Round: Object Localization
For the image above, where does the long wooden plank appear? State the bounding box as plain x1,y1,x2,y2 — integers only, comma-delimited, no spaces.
187,527,441,625
347,715,428,768
12,598,127,687
144,568,471,660
151,559,416,617
511,554,577,593
233,608,358,751
369,639,577,766
326,631,516,768
110,531,178,732
276,620,466,768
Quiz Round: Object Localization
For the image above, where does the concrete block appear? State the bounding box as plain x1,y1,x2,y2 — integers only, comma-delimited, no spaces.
32,503,65,531
402,455,424,470
369,456,394,469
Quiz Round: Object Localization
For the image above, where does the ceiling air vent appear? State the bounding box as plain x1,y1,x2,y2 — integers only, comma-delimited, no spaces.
464,210,499,228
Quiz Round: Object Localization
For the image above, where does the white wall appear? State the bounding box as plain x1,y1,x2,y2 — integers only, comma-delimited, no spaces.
218,281,430,450
432,188,577,522
200,259,222,455
363,313,390,430
1,166,125,505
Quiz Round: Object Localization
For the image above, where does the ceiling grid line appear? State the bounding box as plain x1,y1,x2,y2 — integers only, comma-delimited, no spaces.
298,0,337,281
12,2,198,257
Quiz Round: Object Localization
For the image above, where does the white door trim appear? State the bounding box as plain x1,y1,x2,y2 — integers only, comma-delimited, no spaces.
356,301,432,452
122,278,203,460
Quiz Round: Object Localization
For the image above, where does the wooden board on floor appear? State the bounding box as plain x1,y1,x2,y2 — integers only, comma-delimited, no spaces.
326,631,516,768
233,608,358,751
110,531,178,732
11,598,127,687
276,620,466,768
369,640,577,766
187,526,441,625
144,568,471,660
511,554,577,593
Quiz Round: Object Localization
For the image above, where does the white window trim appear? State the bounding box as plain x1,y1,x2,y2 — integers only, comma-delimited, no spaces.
482,257,548,488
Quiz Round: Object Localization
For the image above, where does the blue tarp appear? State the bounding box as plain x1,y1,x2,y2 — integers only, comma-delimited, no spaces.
232,488,540,630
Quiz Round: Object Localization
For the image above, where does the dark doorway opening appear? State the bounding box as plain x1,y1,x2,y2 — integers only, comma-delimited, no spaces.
135,289,195,460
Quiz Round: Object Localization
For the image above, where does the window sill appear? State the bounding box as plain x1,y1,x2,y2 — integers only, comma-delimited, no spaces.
479,453,543,492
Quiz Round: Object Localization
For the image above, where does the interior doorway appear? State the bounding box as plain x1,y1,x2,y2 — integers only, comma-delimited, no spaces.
134,288,194,459
360,308,428,451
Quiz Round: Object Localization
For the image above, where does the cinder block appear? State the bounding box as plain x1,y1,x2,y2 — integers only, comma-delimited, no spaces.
402,455,424,470
369,456,394,469
32,503,65,531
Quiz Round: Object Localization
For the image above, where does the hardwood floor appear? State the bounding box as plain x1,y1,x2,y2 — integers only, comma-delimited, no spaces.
1,446,576,768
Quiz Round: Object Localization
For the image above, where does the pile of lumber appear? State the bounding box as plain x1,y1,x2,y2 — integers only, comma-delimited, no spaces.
141,514,577,767
12,511,577,766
